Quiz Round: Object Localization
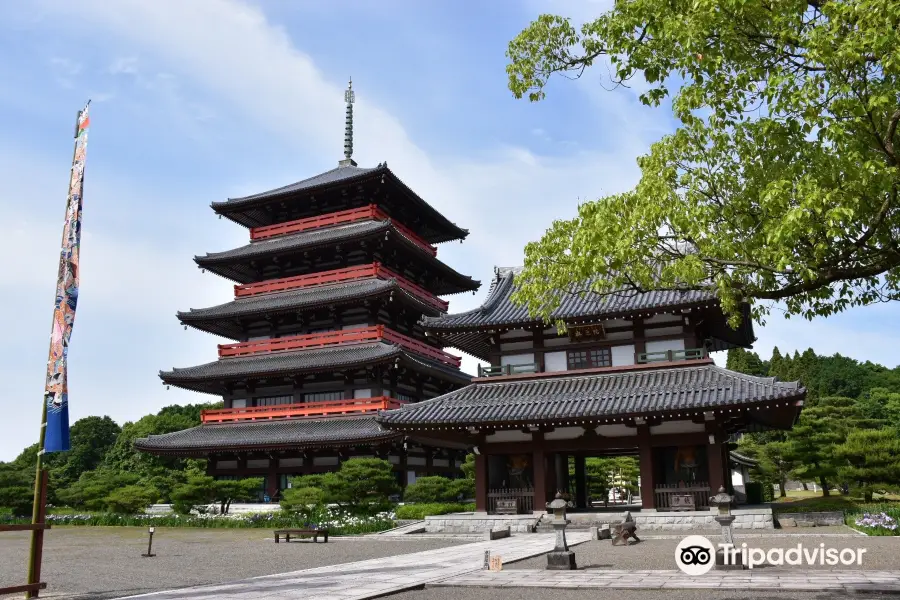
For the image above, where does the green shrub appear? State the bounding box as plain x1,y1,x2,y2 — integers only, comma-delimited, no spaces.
761,481,775,502
404,477,463,503
104,485,156,514
745,482,763,505
394,503,475,519
319,458,399,516
281,487,325,518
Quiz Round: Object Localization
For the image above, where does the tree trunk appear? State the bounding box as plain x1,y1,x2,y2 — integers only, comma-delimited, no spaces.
864,489,873,502
819,476,830,497
802,482,809,491
779,476,787,498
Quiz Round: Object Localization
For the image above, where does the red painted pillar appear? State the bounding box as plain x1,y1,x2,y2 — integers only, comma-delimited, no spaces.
637,425,656,510
475,452,488,512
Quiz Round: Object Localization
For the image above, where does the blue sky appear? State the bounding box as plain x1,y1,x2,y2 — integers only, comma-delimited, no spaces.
1,0,898,461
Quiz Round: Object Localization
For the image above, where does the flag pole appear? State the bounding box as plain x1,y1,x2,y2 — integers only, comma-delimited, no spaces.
26,102,89,599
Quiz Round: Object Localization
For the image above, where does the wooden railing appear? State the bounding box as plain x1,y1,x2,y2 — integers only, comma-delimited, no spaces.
233,262,448,311
217,324,462,367
477,363,538,377
654,483,711,511
201,396,406,423
487,488,535,515
638,348,707,364
249,204,437,256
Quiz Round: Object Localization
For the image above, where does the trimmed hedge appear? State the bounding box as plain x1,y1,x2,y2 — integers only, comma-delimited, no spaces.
394,503,476,520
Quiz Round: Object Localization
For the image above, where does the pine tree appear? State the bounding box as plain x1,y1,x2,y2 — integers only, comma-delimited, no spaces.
834,429,900,501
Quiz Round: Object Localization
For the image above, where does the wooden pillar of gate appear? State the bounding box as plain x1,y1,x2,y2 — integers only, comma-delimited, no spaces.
532,432,547,512
706,420,726,495
637,425,656,510
474,451,488,512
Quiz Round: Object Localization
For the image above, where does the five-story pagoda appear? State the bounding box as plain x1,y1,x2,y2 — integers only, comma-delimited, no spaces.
136,81,479,498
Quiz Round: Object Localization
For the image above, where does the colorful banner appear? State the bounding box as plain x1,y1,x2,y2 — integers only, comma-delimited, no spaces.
44,101,90,453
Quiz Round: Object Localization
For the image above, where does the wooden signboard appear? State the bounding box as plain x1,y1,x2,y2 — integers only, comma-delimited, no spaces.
489,555,503,571
495,499,518,515
568,323,606,342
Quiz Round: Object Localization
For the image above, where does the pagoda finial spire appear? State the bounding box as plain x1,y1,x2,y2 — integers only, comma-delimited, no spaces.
339,77,357,167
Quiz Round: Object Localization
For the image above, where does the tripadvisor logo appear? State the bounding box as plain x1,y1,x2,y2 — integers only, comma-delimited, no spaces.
675,535,716,575
675,535,868,573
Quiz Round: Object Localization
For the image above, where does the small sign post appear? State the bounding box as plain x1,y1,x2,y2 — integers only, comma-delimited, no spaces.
142,526,156,558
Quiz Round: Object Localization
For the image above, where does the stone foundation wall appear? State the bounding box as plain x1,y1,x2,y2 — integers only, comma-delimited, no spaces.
775,511,844,527
634,509,774,531
424,513,539,533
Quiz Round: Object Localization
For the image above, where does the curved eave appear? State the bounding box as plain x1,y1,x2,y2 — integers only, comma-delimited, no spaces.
134,418,401,457
193,220,480,295
177,280,445,340
421,270,753,357
376,364,806,431
159,343,472,395
212,164,468,243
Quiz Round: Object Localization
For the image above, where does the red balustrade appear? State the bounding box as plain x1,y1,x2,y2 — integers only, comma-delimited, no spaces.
217,324,461,367
201,396,407,423
249,204,437,256
233,262,448,311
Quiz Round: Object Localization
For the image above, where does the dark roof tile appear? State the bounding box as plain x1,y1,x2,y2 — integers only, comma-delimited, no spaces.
160,342,471,393
377,364,804,426
135,416,397,454
179,279,443,339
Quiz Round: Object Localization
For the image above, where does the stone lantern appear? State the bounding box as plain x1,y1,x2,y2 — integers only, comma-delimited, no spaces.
545,491,577,570
709,486,743,569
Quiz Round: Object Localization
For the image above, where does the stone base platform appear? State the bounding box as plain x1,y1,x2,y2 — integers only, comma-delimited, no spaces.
430,569,900,592
426,508,774,533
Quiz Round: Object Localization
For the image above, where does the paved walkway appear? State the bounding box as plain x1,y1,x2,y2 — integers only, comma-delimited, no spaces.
118,533,592,600
431,568,900,592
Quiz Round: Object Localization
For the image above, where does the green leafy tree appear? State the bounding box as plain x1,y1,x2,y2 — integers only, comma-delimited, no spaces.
756,441,796,499
57,469,141,510
104,485,157,514
726,349,768,377
320,458,399,515
460,454,476,480
214,478,263,515
834,428,900,501
52,416,121,489
506,2,900,326
281,487,326,522
404,476,465,503
787,396,865,495
0,464,34,516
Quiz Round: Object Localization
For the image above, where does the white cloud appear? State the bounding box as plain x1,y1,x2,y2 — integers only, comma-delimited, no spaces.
3,0,893,462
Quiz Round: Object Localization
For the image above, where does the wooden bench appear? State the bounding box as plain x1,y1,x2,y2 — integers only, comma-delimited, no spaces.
274,529,329,543
611,512,641,546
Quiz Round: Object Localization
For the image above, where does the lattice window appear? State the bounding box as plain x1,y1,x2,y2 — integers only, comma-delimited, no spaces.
304,391,344,402
567,347,612,370
255,395,293,407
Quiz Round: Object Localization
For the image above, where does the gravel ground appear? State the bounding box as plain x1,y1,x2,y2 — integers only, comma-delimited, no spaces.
394,588,900,600
507,534,900,571
0,527,463,600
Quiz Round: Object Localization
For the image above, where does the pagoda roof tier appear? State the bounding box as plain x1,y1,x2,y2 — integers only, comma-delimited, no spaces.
422,267,752,359
134,416,398,456
211,163,468,243
160,342,472,395
376,361,805,431
194,220,480,295
178,278,445,340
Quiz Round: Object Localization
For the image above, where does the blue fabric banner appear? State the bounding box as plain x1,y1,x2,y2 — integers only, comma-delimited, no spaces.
44,102,90,453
